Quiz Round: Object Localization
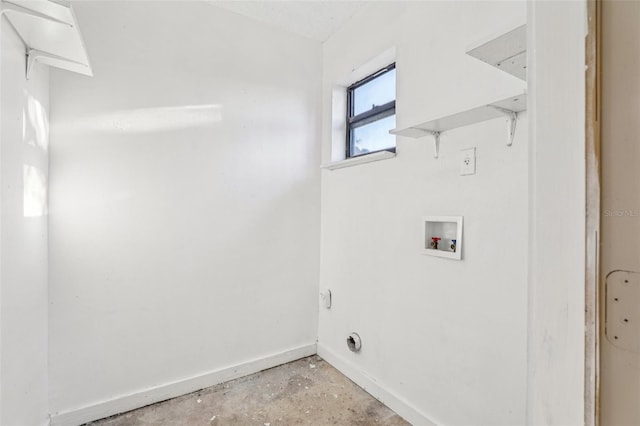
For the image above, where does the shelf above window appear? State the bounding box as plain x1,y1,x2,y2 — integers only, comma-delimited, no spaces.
389,92,526,158
321,150,396,171
1,0,92,78
466,24,527,81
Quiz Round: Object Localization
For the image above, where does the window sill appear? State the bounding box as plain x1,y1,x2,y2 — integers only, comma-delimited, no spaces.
320,150,396,171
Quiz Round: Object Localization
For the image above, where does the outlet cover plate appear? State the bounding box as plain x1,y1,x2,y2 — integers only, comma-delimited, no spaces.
460,147,476,175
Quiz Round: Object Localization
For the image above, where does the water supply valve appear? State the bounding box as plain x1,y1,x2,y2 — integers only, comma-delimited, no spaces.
430,237,441,250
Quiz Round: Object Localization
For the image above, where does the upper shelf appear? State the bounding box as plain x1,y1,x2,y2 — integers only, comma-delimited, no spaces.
1,0,92,78
389,92,527,157
466,24,526,81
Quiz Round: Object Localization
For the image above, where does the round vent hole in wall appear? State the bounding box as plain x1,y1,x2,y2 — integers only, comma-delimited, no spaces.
347,333,362,352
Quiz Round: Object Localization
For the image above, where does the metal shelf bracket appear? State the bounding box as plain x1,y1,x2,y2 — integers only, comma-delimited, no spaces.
1,0,92,79
403,128,441,158
430,131,441,158
489,105,519,146
27,48,86,79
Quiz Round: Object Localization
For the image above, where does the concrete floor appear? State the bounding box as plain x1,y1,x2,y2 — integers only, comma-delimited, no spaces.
86,356,410,426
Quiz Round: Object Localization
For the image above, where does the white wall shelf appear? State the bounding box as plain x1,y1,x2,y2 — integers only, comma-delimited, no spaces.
389,92,526,158
1,0,92,78
466,24,527,81
321,150,396,171
423,216,463,260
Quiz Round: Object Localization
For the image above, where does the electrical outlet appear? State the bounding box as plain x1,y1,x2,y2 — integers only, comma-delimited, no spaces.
460,147,476,175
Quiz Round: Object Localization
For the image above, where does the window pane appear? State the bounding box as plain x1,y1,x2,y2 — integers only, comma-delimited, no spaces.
353,68,396,116
351,114,396,156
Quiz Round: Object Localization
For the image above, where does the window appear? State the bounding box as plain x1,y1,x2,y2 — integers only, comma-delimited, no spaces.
346,63,396,158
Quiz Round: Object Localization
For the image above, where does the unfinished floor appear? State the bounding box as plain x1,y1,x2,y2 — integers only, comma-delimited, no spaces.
86,356,409,426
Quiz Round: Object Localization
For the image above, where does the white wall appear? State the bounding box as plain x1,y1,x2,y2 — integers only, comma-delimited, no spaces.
48,1,321,421
317,2,528,425
526,1,586,424
0,21,50,426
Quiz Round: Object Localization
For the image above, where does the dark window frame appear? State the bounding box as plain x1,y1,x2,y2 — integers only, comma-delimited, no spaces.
346,63,396,158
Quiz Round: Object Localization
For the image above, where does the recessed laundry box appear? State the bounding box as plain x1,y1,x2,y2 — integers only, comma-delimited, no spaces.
423,216,463,260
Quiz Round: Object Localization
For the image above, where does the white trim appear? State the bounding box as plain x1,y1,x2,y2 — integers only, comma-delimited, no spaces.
337,46,397,87
317,344,438,426
50,344,317,426
526,1,587,424
321,151,396,171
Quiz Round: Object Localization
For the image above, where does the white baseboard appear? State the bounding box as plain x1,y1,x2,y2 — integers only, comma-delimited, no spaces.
51,344,317,426
51,343,434,426
317,344,438,426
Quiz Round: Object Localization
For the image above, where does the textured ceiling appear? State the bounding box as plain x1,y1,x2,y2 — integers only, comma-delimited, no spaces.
206,1,366,42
